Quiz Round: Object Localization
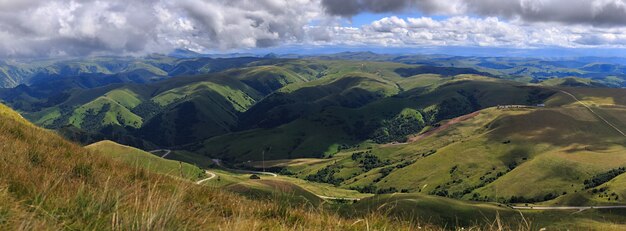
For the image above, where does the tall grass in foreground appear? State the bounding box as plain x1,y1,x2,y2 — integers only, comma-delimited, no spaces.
0,108,529,230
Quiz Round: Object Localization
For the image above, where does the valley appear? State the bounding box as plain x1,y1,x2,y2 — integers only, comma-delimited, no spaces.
1,53,626,230
5,1,626,229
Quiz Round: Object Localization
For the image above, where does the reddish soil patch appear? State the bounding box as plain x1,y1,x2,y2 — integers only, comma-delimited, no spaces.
407,111,480,143
382,110,481,147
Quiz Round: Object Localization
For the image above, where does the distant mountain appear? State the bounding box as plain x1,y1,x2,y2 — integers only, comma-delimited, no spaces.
0,56,264,88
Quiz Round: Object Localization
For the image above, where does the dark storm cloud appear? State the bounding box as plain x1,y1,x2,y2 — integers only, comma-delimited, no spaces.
321,0,412,16
320,0,626,26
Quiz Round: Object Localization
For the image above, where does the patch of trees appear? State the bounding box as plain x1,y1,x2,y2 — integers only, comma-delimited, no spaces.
432,185,450,197
506,193,559,203
249,174,261,180
373,167,395,183
131,100,162,120
394,66,493,78
338,143,362,151
443,165,518,200
590,186,609,194
421,150,437,157
353,153,390,172
350,184,377,194
584,167,626,189
468,192,561,203
81,104,111,131
376,187,398,194
449,165,458,174
464,169,511,196
395,160,415,169
526,88,555,105
350,184,399,194
590,187,620,201
429,90,482,122
49,106,75,129
306,165,344,186
434,98,474,121
457,90,481,111
370,110,425,144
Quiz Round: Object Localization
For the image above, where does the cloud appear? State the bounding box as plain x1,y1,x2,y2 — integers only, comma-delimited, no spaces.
306,16,626,49
1,0,626,57
320,0,626,26
0,0,324,57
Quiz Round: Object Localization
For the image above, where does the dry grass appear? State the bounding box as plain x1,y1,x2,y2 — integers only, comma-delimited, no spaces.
0,106,530,230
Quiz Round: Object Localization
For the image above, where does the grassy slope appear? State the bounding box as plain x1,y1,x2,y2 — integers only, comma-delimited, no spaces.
352,193,626,230
68,96,143,129
85,140,205,180
199,74,552,162
278,87,626,205
226,179,324,206
540,77,604,87
0,103,430,230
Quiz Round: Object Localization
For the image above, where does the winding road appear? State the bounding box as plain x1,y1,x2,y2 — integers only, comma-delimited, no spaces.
560,90,626,137
210,159,365,201
150,149,217,185
150,149,172,158
317,195,362,201
211,159,278,177
150,152,361,201
195,171,217,185
512,205,626,212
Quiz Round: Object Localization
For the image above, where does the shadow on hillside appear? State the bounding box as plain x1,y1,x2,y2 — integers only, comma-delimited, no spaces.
202,82,561,163
238,75,393,129
485,109,625,151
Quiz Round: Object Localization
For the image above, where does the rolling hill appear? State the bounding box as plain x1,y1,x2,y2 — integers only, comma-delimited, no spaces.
3,54,626,229
250,87,626,207
2,55,625,205
0,101,435,230
86,140,205,180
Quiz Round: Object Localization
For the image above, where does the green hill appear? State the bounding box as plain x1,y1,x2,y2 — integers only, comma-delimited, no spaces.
351,193,626,230
85,140,205,180
3,55,626,229
226,179,324,206
259,87,626,206
198,75,555,162
0,102,431,230
540,77,607,88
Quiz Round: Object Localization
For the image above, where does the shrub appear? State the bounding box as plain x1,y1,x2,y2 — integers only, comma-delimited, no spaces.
584,167,626,189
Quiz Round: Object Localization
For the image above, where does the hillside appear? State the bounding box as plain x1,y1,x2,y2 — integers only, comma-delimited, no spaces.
85,140,205,181
0,102,436,230
4,56,626,152
2,56,626,208
253,87,626,206
0,56,264,88
197,75,555,162
3,60,336,148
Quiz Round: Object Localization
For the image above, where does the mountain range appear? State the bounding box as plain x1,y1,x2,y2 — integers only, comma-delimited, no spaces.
1,52,626,229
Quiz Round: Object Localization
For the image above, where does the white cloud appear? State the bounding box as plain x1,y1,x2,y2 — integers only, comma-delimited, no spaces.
0,0,325,57
1,0,626,57
306,16,626,49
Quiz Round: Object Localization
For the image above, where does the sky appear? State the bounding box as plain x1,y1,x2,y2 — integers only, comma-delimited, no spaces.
1,0,626,57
